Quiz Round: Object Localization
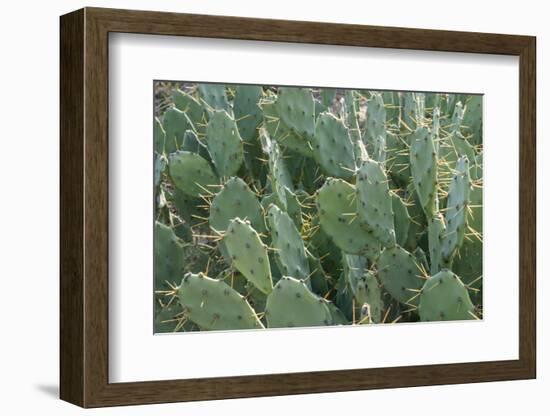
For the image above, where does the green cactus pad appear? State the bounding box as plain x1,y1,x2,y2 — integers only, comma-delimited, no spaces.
172,89,204,126
265,276,332,328
260,131,297,215
441,156,471,266
391,193,411,247
410,126,438,218
223,218,273,294
177,272,264,330
343,255,383,324
365,93,387,152
403,181,426,252
377,245,426,306
362,271,384,324
163,107,194,154
198,84,230,112
385,131,410,186
180,129,211,163
261,190,302,230
275,87,316,137
344,90,362,143
154,301,186,333
233,85,263,141
418,270,476,321
401,92,422,132
267,205,310,280
154,117,166,154
382,91,401,125
356,159,396,247
326,301,349,325
427,213,446,274
343,254,367,299
453,174,482,300
312,112,356,180
335,272,354,321
462,95,483,146
261,97,313,158
168,187,205,226
209,177,265,233
205,110,244,178
154,221,184,289
372,134,386,164
317,178,381,258
168,150,218,198
306,250,330,296
413,247,429,274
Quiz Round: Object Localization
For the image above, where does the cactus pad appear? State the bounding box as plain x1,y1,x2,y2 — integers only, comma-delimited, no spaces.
198,84,230,112
312,112,356,180
233,85,263,142
356,159,396,247
265,276,332,328
410,126,438,218
205,110,244,178
168,150,218,198
275,87,315,137
377,245,426,306
223,218,273,294
317,178,381,258
163,107,194,154
418,270,476,321
177,272,264,330
154,221,184,289
267,205,310,280
441,156,471,266
391,192,411,247
209,177,265,233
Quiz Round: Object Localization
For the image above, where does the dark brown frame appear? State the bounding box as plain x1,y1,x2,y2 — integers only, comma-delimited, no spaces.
60,7,536,408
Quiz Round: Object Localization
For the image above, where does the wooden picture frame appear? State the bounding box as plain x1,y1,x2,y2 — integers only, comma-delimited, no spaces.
60,7,536,408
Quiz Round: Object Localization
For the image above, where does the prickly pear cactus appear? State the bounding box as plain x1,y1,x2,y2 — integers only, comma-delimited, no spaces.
168,151,218,198
317,178,381,259
205,110,244,178
223,218,273,295
177,272,264,330
418,270,476,322
377,245,426,306
410,126,438,218
312,113,356,180
267,205,310,281
356,159,396,247
209,177,265,233
154,82,482,332
265,276,332,328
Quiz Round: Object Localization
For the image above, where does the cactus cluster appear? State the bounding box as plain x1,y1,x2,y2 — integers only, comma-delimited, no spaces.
153,82,483,333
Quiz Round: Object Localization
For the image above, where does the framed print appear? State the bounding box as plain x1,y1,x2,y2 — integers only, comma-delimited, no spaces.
60,7,536,408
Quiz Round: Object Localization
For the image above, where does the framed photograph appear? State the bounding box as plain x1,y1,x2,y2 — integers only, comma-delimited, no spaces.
60,7,536,408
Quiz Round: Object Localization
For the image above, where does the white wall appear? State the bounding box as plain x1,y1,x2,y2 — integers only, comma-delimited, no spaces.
0,0,545,414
